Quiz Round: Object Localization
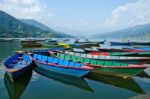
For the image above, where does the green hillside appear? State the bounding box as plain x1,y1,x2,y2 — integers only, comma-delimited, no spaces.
0,10,73,38
93,23,150,39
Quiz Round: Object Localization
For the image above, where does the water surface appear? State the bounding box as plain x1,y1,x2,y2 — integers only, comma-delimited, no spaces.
0,41,150,99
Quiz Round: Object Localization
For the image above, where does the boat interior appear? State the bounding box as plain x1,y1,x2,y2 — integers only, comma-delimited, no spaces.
33,54,84,67
56,52,129,67
64,51,150,60
4,54,31,69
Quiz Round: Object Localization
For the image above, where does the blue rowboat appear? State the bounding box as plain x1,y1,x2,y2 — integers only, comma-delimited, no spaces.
110,42,131,46
126,47,150,51
26,47,64,55
31,54,93,77
131,42,150,46
134,47,150,51
4,52,33,81
26,47,64,53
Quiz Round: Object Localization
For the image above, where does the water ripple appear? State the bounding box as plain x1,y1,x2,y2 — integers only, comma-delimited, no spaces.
31,71,41,82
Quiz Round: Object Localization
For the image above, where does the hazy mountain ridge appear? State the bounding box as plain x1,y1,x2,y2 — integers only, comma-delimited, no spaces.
93,23,150,39
20,19,54,31
20,19,74,38
0,10,73,38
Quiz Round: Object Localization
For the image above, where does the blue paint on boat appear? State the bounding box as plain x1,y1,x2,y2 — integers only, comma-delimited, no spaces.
110,42,131,46
4,54,32,69
4,53,33,81
28,47,65,56
32,54,92,77
135,47,150,51
35,62,90,77
71,44,82,48
28,47,64,53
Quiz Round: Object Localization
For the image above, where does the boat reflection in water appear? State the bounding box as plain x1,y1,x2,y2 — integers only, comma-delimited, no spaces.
86,72,145,94
4,70,32,99
136,71,150,78
34,67,93,92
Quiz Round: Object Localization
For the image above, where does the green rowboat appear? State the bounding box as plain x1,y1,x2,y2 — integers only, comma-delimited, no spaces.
50,52,147,78
111,52,150,57
64,51,150,64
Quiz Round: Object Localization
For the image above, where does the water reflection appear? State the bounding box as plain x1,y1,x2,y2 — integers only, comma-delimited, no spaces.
34,67,93,92
4,70,32,99
136,71,150,78
0,42,20,63
86,72,145,94
1,41,150,99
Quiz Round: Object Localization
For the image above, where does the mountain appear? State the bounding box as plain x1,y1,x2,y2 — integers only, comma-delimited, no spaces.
20,19,73,38
93,23,150,39
0,10,46,37
20,19,53,31
0,10,73,38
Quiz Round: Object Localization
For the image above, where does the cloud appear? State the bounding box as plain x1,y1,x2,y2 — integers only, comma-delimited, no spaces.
0,0,52,24
104,0,150,29
53,0,150,35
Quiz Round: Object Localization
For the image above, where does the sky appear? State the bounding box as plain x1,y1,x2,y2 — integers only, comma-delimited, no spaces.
0,0,150,36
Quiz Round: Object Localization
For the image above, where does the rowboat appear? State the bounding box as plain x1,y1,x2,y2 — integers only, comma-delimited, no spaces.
88,51,150,57
4,71,32,99
43,39,58,45
71,42,100,48
42,39,70,49
58,42,70,49
21,42,42,47
30,53,93,77
53,52,147,78
110,51,150,57
3,52,33,81
26,47,64,55
86,72,145,94
21,39,42,47
34,67,93,92
133,47,150,51
0,38,13,42
97,48,147,52
131,41,150,46
88,51,150,58
72,47,147,53
110,42,131,46
63,51,150,64
83,48,150,58
74,40,103,44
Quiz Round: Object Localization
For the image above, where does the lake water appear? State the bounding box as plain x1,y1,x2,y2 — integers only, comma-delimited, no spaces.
0,41,150,99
